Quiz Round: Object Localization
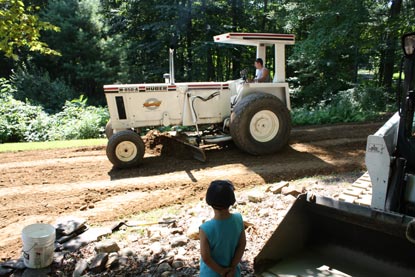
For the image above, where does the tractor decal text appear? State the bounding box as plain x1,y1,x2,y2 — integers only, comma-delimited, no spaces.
145,86,168,92
367,143,385,154
119,87,140,93
143,98,162,110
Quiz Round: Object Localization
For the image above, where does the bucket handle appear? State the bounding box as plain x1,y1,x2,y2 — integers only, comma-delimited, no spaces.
21,242,38,257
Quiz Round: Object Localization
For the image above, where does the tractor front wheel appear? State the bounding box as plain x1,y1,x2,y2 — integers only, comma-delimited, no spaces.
230,93,291,155
106,130,145,168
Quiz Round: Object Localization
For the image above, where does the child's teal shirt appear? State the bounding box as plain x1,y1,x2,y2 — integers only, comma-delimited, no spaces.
199,213,244,277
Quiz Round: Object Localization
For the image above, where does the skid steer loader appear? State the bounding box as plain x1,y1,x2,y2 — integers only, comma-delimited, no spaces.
103,33,294,168
254,33,415,276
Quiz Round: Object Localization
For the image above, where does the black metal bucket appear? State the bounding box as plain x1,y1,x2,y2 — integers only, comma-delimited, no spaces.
254,194,415,277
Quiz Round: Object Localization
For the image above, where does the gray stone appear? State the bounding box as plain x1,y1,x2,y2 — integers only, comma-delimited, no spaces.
55,216,86,236
120,248,134,257
281,186,302,197
171,235,188,248
149,231,162,242
95,240,120,254
267,181,289,194
89,253,109,273
106,253,119,269
53,270,65,277
172,260,184,269
53,252,66,265
283,194,297,203
259,209,269,217
161,271,172,277
22,267,51,277
186,219,202,240
248,192,265,203
157,262,172,273
118,256,129,266
56,225,88,244
0,266,13,277
166,250,176,258
170,228,184,235
11,269,25,277
149,242,163,255
1,259,25,270
236,199,247,205
127,235,138,242
177,247,186,256
72,259,88,277
62,227,112,251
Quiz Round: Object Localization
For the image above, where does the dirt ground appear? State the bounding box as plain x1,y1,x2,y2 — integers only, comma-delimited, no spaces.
0,121,382,260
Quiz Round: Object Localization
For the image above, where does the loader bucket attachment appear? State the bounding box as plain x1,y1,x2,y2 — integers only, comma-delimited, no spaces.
255,194,415,277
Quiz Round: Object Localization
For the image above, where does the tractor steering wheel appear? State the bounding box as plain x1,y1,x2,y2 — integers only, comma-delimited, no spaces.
240,68,248,82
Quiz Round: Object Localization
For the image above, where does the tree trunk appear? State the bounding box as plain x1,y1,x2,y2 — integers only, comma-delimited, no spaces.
262,0,268,31
381,0,402,92
230,0,241,79
201,0,214,81
185,0,193,81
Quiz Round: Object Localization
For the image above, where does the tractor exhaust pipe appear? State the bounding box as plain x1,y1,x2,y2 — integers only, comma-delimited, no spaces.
169,48,175,84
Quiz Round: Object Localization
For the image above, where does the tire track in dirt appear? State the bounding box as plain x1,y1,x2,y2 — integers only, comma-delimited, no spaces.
0,122,382,259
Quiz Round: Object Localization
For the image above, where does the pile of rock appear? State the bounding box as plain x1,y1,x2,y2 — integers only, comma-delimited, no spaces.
1,176,351,277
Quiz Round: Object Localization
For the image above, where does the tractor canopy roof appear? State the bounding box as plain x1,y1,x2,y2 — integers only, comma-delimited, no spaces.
213,33,295,46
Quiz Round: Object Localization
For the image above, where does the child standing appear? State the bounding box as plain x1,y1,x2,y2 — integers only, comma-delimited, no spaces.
199,180,246,277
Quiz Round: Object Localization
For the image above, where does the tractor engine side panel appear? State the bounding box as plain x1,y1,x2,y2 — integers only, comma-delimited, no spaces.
105,91,184,129
182,87,232,126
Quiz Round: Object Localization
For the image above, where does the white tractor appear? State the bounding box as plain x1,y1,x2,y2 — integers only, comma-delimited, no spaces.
104,33,295,168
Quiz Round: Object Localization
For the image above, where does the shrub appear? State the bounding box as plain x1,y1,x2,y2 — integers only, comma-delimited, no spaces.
0,78,109,143
0,78,51,142
292,88,379,126
353,85,388,112
48,96,109,140
10,64,76,113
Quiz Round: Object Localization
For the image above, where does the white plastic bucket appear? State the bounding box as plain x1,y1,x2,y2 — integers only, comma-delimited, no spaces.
21,223,56,268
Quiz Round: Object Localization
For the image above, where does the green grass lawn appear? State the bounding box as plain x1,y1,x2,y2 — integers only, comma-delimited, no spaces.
0,138,107,153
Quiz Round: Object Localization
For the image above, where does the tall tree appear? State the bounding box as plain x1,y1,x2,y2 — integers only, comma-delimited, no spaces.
380,0,403,92
0,0,59,60
31,0,118,102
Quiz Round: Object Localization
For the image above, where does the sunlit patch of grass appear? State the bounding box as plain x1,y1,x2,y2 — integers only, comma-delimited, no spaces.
0,138,107,152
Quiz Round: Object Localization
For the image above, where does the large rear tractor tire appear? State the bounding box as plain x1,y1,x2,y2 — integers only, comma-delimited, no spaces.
105,120,113,139
106,130,145,169
230,93,291,155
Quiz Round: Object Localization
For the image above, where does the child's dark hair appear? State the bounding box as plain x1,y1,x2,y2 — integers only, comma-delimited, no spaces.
206,180,236,209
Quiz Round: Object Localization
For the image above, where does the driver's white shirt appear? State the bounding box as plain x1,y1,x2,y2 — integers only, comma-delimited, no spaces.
255,68,270,82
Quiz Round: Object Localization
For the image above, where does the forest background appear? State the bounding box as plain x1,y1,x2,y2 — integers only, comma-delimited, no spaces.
0,0,414,142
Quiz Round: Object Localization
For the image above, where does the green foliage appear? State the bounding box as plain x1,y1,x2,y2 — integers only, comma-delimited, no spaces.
31,0,119,104
0,78,108,143
0,0,60,59
0,78,48,142
48,95,109,140
1,0,414,133
0,138,106,152
292,86,385,126
353,84,388,112
286,0,370,106
10,64,76,113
